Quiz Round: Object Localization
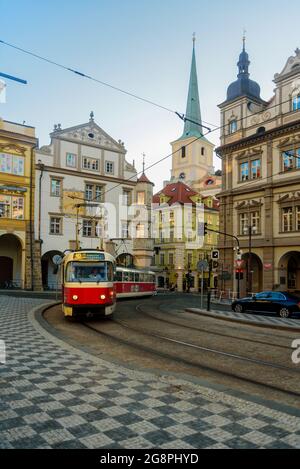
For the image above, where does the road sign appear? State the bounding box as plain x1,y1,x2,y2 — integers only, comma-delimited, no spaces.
52,255,63,266
211,250,219,260
197,260,209,272
235,260,244,269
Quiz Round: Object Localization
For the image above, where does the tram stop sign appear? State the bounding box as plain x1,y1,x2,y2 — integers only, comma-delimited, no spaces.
52,255,63,266
197,260,209,272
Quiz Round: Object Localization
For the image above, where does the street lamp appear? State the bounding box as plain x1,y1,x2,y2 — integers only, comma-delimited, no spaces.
243,225,257,295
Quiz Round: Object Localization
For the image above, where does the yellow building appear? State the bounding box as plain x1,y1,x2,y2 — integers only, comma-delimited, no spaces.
0,118,41,290
153,181,219,292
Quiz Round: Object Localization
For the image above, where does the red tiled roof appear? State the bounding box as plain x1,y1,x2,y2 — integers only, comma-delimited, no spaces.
137,173,154,185
153,181,199,206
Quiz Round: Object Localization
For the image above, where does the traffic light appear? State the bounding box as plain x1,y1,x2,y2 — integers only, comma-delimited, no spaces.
204,222,208,236
212,261,219,269
235,270,244,280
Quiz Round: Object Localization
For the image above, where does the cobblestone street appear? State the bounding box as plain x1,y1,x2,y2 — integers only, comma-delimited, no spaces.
0,296,299,449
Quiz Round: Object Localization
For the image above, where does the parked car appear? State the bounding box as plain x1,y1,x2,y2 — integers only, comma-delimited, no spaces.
232,291,300,318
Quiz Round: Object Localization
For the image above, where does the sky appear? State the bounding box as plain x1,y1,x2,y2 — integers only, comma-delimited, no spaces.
1,0,300,191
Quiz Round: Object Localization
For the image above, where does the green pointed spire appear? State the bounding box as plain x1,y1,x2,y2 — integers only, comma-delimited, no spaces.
178,36,205,141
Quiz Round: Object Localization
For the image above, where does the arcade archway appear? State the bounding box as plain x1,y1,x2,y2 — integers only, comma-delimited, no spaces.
278,251,300,292
0,234,23,288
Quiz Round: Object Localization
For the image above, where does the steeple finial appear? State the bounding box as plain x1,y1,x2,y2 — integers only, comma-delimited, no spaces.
89,111,94,121
142,153,146,173
192,32,196,48
243,29,246,51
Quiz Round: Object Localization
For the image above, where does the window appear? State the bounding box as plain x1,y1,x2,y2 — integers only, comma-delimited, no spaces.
229,120,238,134
50,217,62,235
105,161,114,174
83,220,93,237
83,157,99,172
297,207,300,231
181,146,186,158
187,253,193,266
239,212,260,235
0,195,24,220
282,207,293,232
160,253,165,265
136,223,145,239
240,162,249,182
137,191,145,205
66,153,77,168
85,184,104,202
66,262,114,283
0,153,24,176
51,178,61,197
251,160,261,179
121,222,129,239
282,149,300,172
123,190,132,206
169,253,174,266
201,147,205,156
95,221,103,238
170,230,174,242
292,94,300,111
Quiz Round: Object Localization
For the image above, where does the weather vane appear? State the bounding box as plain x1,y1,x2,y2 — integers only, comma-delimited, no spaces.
192,32,196,46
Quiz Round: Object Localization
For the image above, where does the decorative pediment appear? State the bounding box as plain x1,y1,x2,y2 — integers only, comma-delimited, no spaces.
277,134,300,148
274,49,300,83
51,120,126,153
0,143,27,155
236,147,262,160
235,199,263,211
277,192,300,204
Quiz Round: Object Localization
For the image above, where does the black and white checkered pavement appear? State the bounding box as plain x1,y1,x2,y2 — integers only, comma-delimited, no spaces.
0,297,299,449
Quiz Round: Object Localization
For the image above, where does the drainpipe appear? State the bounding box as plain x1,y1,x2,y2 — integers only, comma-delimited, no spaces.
37,161,45,243
29,144,37,291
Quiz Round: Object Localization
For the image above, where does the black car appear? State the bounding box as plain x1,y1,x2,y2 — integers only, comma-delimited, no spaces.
232,291,300,318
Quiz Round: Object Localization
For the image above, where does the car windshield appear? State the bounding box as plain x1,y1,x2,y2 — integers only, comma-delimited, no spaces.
66,262,114,283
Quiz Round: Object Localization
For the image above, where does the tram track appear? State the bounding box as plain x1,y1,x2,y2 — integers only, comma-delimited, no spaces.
81,311,300,400
135,303,294,351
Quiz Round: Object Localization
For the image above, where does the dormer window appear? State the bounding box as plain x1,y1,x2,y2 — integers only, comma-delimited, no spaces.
292,94,300,111
229,119,238,134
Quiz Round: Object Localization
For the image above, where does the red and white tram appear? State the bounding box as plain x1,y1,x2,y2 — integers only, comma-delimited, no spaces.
61,250,157,318
62,250,116,318
115,267,157,298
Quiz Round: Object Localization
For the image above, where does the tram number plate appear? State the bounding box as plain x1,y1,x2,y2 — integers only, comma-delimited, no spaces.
131,285,140,293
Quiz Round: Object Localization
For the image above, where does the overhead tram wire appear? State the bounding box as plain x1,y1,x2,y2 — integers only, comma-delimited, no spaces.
0,39,217,130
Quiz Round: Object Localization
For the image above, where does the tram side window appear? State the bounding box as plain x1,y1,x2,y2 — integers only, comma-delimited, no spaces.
115,271,123,282
123,272,129,282
129,272,134,282
135,273,140,282
139,273,145,282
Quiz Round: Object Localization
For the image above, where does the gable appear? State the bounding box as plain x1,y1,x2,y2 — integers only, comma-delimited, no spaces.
274,49,300,83
50,122,126,153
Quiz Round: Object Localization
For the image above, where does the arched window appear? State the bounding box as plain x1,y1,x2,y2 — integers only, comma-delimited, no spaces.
292,94,300,111
229,119,238,134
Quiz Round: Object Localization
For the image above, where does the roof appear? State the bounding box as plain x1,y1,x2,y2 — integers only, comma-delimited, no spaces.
137,172,154,185
153,181,199,205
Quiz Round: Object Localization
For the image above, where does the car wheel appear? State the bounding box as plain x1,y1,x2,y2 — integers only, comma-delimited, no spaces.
278,307,291,319
234,304,243,313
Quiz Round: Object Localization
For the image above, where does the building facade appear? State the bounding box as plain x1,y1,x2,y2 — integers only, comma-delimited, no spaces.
217,43,300,296
0,118,42,290
36,114,154,290
153,181,219,292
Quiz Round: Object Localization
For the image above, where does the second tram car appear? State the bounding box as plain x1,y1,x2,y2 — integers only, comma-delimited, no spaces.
115,267,157,298
61,250,116,318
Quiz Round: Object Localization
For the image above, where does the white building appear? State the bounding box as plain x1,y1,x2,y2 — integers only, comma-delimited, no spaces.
36,113,154,290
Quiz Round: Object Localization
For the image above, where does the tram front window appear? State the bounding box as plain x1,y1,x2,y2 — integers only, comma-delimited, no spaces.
66,262,114,283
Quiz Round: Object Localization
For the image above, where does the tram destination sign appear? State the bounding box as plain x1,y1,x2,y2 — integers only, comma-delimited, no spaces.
74,252,105,261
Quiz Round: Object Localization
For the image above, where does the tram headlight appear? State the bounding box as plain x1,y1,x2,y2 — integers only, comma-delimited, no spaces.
100,295,106,300
72,295,79,301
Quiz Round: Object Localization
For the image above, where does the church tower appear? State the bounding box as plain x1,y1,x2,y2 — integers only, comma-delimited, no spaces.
170,37,215,191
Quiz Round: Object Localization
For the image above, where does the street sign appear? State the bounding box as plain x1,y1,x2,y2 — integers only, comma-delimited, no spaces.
211,250,220,260
197,260,209,272
52,255,63,266
235,260,244,269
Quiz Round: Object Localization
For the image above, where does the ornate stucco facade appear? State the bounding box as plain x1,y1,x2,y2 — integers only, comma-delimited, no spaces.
0,119,42,290
36,114,154,289
217,45,300,296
